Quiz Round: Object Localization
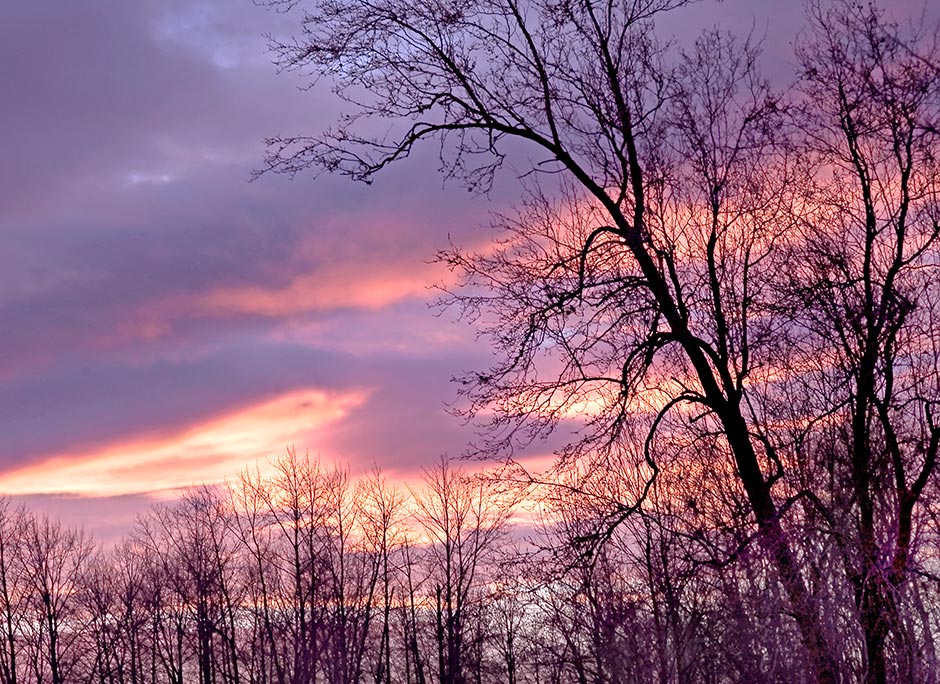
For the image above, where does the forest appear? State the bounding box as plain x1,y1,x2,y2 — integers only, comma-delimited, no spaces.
4,0,940,682
5,446,940,684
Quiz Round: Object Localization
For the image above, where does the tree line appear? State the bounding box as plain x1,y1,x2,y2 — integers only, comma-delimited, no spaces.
2,447,940,684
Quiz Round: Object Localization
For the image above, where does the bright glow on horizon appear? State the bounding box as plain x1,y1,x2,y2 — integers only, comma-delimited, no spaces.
0,387,370,498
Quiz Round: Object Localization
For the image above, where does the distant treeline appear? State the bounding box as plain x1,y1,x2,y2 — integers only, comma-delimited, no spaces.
0,449,937,684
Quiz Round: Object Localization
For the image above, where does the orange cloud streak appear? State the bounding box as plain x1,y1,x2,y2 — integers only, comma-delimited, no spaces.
0,388,370,497
195,264,434,318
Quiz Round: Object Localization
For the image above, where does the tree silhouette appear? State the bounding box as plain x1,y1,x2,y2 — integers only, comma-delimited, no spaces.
258,1,940,682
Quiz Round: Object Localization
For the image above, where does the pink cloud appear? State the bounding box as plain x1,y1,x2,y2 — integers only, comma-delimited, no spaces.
0,387,370,497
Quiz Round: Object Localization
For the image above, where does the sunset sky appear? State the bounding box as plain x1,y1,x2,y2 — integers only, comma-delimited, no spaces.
0,0,920,538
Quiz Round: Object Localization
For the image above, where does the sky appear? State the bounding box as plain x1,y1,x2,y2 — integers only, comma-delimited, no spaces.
0,0,929,539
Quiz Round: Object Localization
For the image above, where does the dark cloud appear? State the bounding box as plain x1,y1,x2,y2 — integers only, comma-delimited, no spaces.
2,0,215,210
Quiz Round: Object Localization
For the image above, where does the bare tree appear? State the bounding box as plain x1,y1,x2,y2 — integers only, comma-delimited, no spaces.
397,533,430,684
242,450,329,684
359,469,405,684
258,1,940,681
782,4,940,682
232,466,289,684
0,500,27,684
0,498,29,684
19,514,94,684
411,458,512,684
137,487,244,684
110,540,158,684
316,467,379,684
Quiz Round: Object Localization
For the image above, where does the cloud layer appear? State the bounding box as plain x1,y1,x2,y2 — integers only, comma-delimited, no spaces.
0,0,501,517
7,0,922,533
